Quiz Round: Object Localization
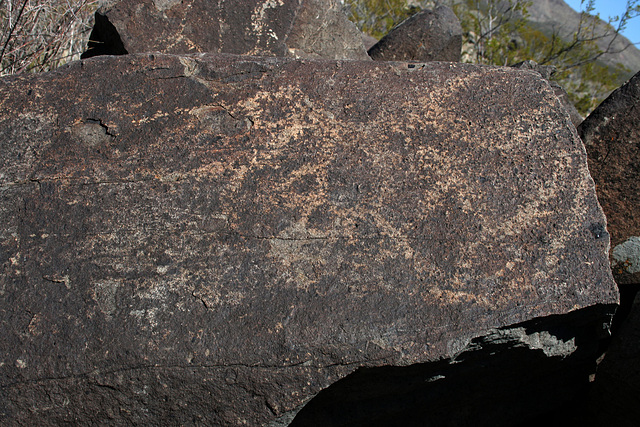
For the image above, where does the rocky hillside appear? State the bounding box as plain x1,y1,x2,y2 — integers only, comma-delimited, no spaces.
521,0,640,77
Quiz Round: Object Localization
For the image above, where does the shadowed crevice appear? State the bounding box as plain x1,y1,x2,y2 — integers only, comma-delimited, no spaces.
81,12,128,59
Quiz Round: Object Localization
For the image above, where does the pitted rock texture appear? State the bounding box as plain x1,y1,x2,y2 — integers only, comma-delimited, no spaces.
0,53,617,425
367,6,462,62
82,0,370,60
578,69,640,284
512,60,583,127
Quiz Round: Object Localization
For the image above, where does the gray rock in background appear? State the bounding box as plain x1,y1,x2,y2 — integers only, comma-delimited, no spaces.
82,0,370,60
368,6,462,62
285,0,371,60
361,32,379,51
0,53,616,425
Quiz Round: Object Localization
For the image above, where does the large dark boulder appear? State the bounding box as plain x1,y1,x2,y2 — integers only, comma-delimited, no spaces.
578,70,640,285
0,53,617,425
81,0,370,60
579,69,640,427
368,6,462,62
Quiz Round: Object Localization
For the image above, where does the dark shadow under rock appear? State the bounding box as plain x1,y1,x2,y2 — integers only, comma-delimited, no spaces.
291,305,615,427
80,12,128,59
590,290,640,427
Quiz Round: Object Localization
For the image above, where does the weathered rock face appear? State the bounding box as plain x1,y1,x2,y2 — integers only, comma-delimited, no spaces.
82,0,370,60
367,6,462,62
512,60,583,127
361,33,379,51
578,70,640,285
283,0,370,60
0,53,617,425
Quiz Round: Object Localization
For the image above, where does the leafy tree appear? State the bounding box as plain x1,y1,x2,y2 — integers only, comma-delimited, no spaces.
528,0,640,113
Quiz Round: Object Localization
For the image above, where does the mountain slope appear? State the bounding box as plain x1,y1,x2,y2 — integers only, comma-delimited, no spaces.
524,0,640,77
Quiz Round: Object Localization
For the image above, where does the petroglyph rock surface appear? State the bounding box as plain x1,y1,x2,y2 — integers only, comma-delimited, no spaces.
82,0,370,60
0,53,616,425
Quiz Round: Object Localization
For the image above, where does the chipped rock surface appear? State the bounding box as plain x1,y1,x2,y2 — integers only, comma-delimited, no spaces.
578,70,640,284
83,0,370,60
291,305,613,426
0,53,617,425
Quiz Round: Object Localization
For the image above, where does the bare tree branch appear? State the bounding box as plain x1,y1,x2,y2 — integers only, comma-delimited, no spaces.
0,0,29,68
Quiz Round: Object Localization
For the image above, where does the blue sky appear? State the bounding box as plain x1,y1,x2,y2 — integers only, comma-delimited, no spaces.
565,0,640,45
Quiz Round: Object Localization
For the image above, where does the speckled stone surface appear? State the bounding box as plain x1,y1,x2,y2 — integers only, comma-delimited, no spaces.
83,0,370,60
0,53,617,425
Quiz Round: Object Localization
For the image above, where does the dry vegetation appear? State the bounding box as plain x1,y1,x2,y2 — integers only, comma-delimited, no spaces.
0,0,97,76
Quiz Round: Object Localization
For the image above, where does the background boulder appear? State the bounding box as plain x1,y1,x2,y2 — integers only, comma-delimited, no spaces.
579,69,640,427
82,0,370,60
578,70,640,285
367,6,462,62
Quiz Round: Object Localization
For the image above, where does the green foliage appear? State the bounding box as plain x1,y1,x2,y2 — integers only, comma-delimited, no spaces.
0,0,97,76
344,0,640,116
450,0,531,66
446,0,640,115
538,41,629,115
343,0,420,39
